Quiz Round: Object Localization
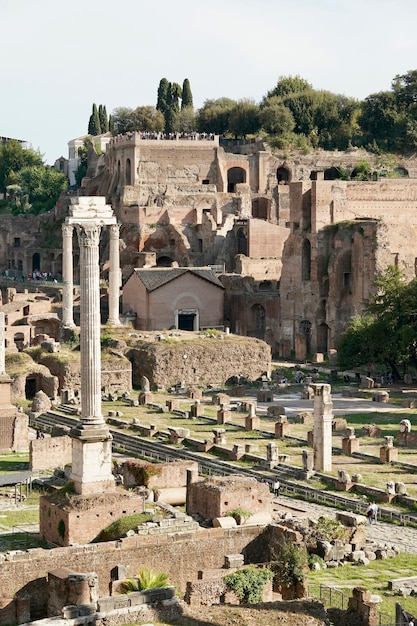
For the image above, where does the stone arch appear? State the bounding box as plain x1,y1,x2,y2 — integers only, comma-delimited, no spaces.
236,228,248,256
300,319,312,355
277,166,291,185
324,167,342,180
302,239,311,281
249,303,266,339
259,280,272,291
156,255,174,267
317,322,329,354
125,158,132,185
395,166,408,177
32,252,41,272
227,167,246,192
252,197,270,220
14,332,25,352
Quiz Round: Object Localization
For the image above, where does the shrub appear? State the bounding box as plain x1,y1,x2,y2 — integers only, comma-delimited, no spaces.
120,567,170,594
223,566,273,604
271,539,308,594
225,507,251,525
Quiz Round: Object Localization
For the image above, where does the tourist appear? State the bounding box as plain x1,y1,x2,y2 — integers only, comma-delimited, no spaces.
366,501,378,524
273,478,280,497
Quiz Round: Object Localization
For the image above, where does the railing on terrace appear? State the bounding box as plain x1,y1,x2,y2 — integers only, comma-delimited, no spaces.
280,482,417,528
308,583,395,626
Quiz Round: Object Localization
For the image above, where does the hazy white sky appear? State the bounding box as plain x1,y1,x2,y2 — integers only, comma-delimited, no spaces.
2,0,417,164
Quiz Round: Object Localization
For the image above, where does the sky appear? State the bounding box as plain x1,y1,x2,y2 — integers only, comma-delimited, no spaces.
2,0,417,164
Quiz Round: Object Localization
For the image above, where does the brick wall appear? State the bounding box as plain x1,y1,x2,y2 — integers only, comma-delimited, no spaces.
0,525,268,622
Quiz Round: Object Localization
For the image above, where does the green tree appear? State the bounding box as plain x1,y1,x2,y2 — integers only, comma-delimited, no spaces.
337,266,417,378
197,98,237,135
0,140,43,195
99,104,109,133
111,107,137,135
271,539,308,598
74,139,90,187
164,82,182,133
15,165,67,214
266,75,313,99
359,91,405,152
88,103,101,135
156,77,170,116
177,106,197,133
132,106,165,132
181,78,193,109
259,98,295,135
229,99,261,139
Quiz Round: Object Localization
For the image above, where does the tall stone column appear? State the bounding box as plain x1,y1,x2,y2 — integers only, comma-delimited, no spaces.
61,223,75,328
312,383,333,472
69,221,114,496
107,223,121,325
0,312,6,376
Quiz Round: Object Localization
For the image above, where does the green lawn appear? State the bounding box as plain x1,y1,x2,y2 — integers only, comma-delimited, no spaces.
308,551,417,617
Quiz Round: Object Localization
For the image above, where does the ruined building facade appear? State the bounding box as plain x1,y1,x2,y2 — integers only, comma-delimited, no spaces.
3,135,417,358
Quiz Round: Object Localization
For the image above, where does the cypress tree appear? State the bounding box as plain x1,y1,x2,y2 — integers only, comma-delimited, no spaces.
156,78,169,115
99,104,109,133
181,78,193,110
88,103,101,136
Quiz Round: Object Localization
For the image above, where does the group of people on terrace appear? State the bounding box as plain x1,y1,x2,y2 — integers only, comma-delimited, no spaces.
111,131,216,142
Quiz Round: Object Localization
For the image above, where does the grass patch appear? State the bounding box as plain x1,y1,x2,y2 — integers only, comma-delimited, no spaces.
0,453,29,474
308,552,417,616
92,512,153,542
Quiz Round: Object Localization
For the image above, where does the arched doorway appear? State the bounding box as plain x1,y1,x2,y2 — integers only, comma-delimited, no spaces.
300,320,312,356
249,304,266,340
237,229,248,256
277,166,290,185
302,239,311,281
14,332,25,352
317,323,329,354
156,256,173,267
252,197,270,220
227,167,246,192
324,167,342,180
32,253,41,272
126,158,132,185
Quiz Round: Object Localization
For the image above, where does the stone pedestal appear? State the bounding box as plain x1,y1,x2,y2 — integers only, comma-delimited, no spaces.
257,388,274,402
191,401,204,418
336,480,353,491
245,415,260,431
139,391,154,405
380,446,398,463
307,430,314,446
166,398,180,411
213,428,226,445
342,437,360,455
217,408,231,424
266,442,278,462
231,444,244,460
275,421,291,438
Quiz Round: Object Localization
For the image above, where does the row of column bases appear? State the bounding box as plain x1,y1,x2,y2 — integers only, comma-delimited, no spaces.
61,221,121,329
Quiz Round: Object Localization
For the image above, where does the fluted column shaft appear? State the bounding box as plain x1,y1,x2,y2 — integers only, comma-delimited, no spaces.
107,223,121,325
62,223,75,328
76,223,104,425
